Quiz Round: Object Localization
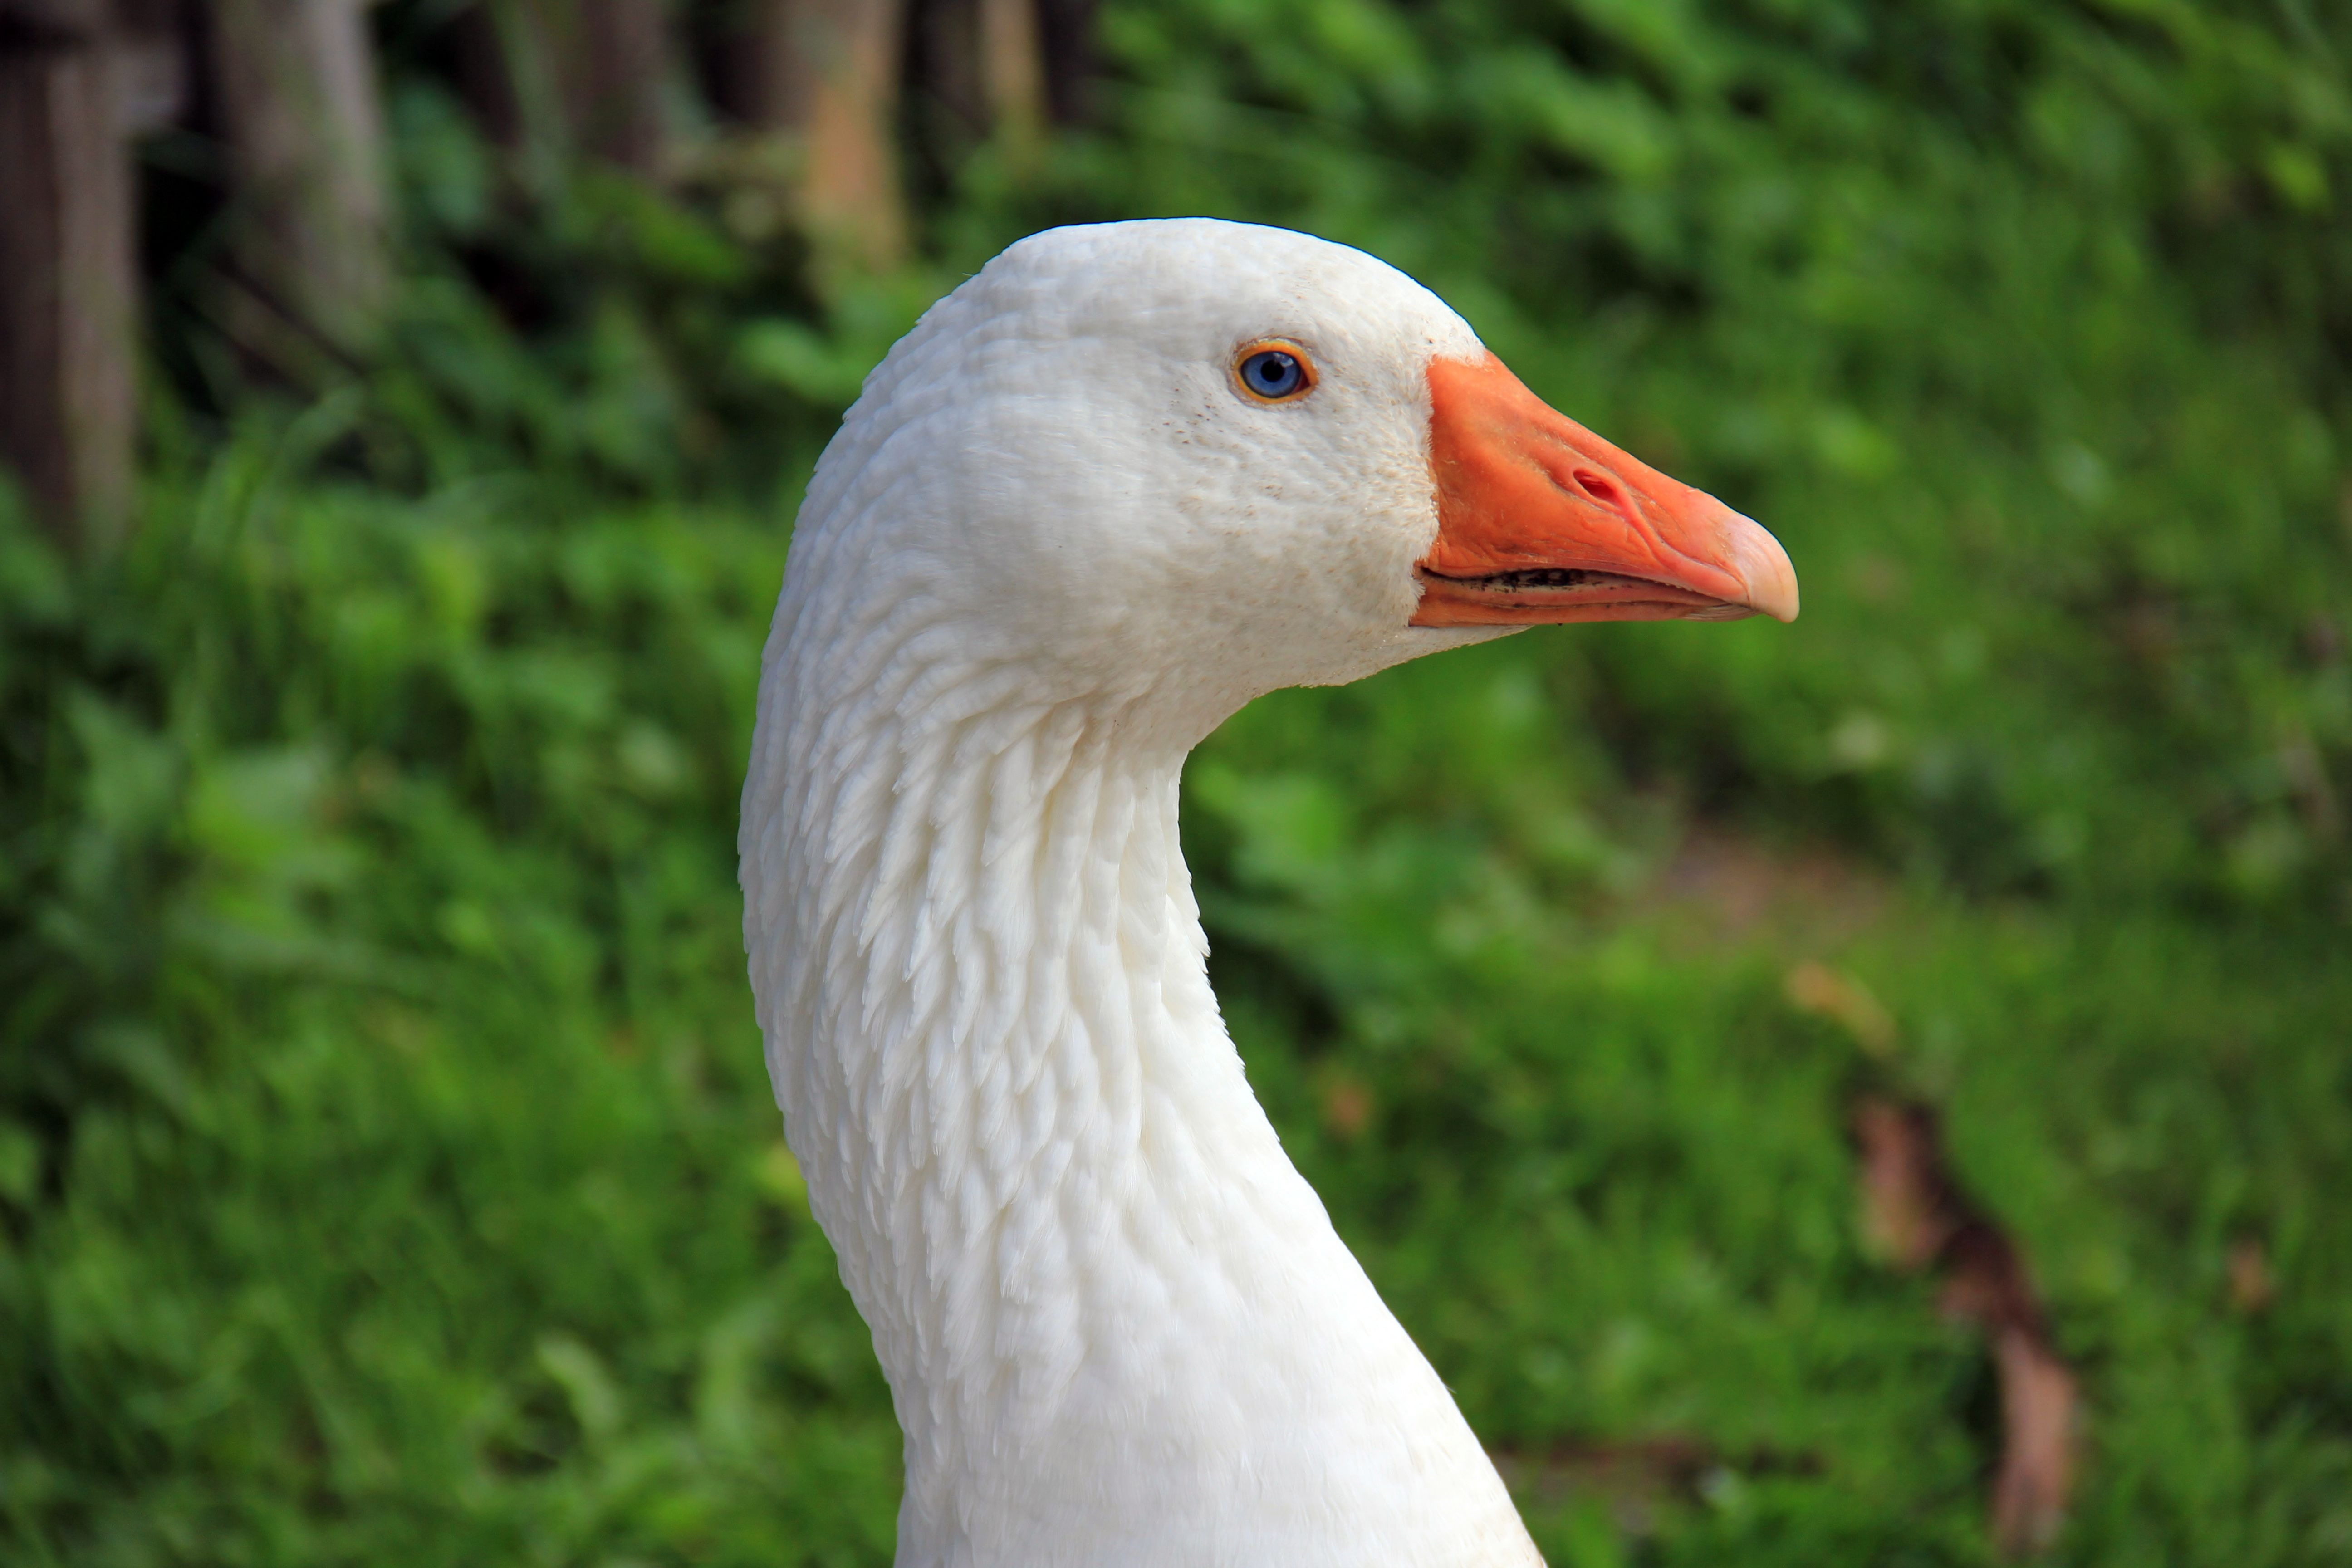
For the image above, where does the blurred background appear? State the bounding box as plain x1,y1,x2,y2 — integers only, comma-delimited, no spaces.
3,0,2349,1562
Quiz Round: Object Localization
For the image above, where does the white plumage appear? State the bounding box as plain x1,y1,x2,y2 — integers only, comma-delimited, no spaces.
740,219,1793,1568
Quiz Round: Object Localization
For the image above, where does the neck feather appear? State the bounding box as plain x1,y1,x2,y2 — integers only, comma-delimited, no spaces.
742,594,1538,1568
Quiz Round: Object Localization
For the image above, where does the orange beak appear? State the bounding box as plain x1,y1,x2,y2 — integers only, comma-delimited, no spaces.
1411,354,1798,627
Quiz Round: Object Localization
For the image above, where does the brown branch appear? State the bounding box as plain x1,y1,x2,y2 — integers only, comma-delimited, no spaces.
1852,1095,2080,1557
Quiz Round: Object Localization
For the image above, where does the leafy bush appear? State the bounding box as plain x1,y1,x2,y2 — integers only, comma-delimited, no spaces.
1033,0,2352,912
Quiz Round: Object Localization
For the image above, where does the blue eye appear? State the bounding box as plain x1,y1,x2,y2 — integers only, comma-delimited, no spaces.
1236,345,1312,400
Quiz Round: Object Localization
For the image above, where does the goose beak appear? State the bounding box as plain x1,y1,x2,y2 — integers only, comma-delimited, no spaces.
1411,353,1799,627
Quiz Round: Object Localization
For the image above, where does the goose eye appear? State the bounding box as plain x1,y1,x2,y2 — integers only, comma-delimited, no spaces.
1234,343,1314,402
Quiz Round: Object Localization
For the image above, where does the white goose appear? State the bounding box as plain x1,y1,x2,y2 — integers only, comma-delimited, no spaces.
740,219,1798,1568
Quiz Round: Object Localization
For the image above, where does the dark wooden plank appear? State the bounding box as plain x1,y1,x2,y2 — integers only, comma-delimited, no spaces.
0,29,138,552
205,0,391,368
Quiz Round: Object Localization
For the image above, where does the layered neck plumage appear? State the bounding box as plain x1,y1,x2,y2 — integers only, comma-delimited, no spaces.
742,584,1539,1567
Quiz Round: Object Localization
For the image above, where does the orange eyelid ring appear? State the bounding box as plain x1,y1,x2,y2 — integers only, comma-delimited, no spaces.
1231,339,1318,402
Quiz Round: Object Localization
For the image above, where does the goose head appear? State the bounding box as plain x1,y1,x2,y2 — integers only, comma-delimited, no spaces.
748,218,1799,1567
799,218,1795,744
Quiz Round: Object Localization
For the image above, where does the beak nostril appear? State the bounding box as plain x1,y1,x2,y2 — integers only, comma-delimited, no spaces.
1418,351,1800,627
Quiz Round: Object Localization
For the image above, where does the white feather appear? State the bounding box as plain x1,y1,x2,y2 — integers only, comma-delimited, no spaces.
742,220,1538,1568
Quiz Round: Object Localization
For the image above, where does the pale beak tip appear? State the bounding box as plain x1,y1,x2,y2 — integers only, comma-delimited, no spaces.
1730,515,1800,623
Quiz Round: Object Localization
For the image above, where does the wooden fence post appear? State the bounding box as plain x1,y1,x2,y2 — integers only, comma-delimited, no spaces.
720,0,909,274
904,0,1046,165
975,0,1041,155
206,0,392,371
566,0,671,172
0,0,139,553
452,0,675,181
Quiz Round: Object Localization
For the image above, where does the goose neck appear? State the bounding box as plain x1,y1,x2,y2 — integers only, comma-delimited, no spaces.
742,654,1534,1565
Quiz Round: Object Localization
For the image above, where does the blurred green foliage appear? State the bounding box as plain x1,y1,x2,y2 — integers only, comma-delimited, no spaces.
5,0,2351,1563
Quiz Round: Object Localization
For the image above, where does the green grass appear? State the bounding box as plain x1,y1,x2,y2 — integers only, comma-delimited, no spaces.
3,429,2346,1565
1193,649,2352,1564
5,0,2352,1561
